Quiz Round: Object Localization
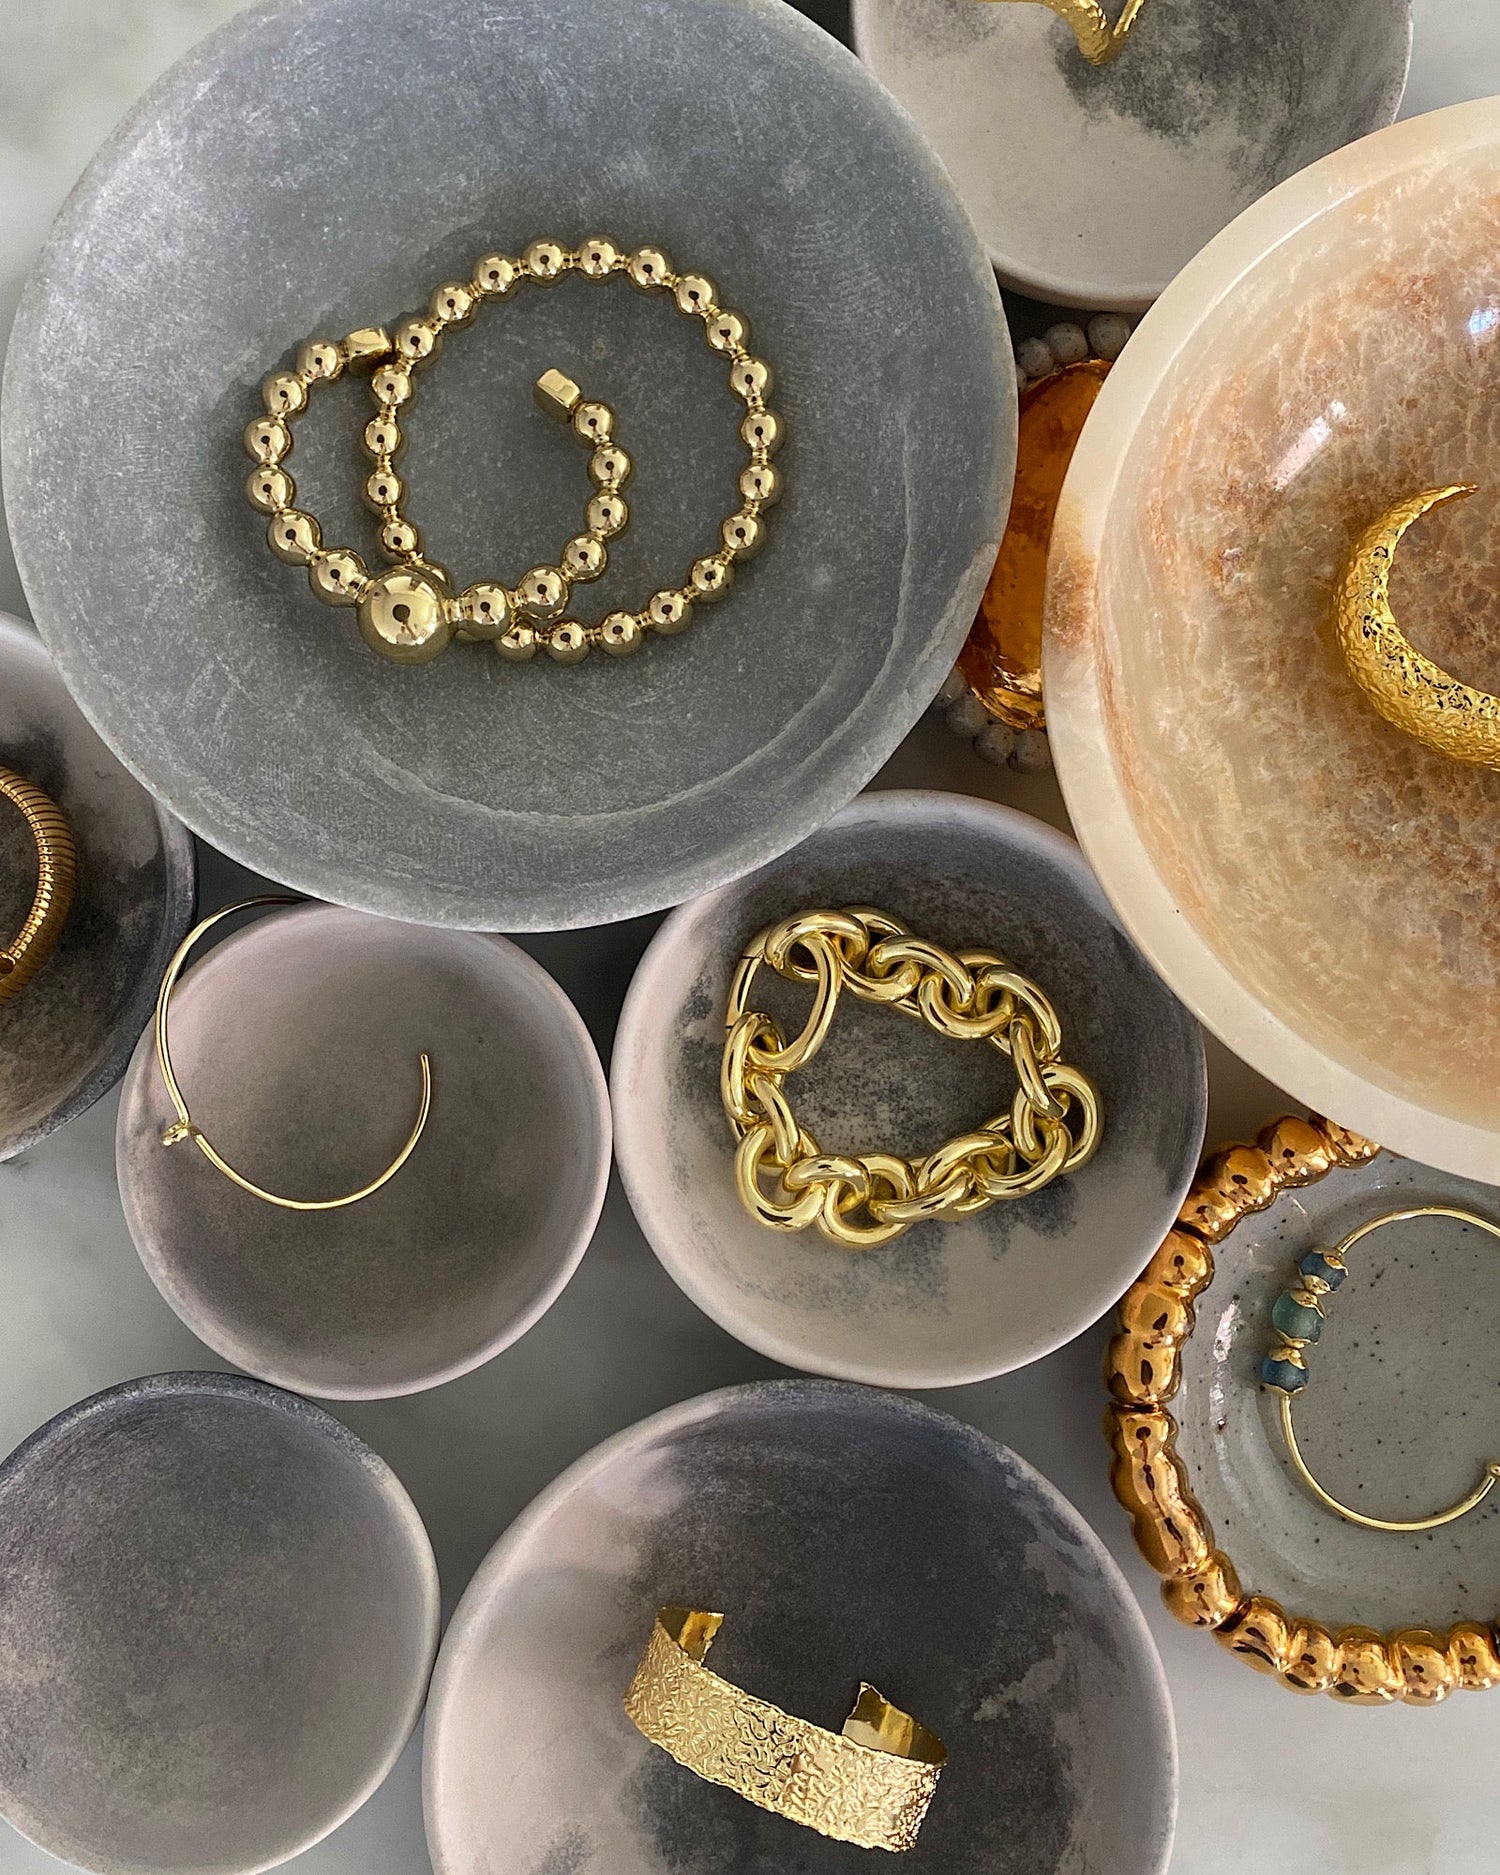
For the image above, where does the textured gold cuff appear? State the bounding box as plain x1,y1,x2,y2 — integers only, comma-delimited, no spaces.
622,1607,945,1853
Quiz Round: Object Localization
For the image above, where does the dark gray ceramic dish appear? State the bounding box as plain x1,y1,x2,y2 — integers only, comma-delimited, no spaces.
423,1379,1177,1875
0,1371,439,1875
0,614,195,1162
3,0,1013,931
612,790,1207,1386
116,903,611,1399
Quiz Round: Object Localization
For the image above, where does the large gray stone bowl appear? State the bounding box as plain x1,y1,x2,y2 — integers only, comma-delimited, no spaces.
0,1371,440,1875
422,1380,1177,1874
0,614,195,1162
2,0,1013,932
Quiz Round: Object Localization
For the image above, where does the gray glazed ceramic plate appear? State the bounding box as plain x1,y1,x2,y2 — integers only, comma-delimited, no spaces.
851,0,1410,308
0,614,195,1162
3,0,1013,931
612,790,1207,1386
0,1371,439,1875
116,903,612,1399
423,1379,1177,1875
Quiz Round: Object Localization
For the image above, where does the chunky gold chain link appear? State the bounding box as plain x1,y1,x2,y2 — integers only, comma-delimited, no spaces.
721,907,1102,1249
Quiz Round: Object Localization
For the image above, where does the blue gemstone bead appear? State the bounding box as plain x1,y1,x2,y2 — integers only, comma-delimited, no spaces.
1271,1291,1324,1343
1299,1249,1346,1290
1261,1356,1309,1392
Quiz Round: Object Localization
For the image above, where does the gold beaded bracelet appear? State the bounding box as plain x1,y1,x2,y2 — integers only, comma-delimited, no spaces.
246,239,783,666
0,766,76,1006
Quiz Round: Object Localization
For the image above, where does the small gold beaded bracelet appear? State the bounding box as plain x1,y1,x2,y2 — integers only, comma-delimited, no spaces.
0,766,77,1006
245,238,783,667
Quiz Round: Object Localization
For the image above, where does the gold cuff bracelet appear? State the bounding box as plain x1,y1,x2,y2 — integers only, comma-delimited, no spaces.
623,1607,945,1853
0,765,76,1006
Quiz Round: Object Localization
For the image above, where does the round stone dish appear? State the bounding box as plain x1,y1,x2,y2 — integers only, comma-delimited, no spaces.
0,1371,439,1874
1047,96,1500,1182
851,0,1409,309
423,1379,1177,1874
116,902,611,1399
0,613,195,1162
3,0,1012,931
611,790,1206,1387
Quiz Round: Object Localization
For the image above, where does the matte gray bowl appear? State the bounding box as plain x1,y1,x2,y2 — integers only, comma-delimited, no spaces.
612,789,1207,1386
116,903,611,1398
3,0,1013,931
0,1372,439,1875
0,614,195,1161
423,1379,1177,1874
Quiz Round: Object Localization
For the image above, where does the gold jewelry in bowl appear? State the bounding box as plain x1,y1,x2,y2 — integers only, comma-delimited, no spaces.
0,765,76,1006
622,1607,945,1853
977,0,1149,66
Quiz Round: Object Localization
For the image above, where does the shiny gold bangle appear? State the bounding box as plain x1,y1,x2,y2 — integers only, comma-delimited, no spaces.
246,238,783,667
721,906,1101,1248
0,765,76,1006
622,1607,945,1853
975,0,1149,66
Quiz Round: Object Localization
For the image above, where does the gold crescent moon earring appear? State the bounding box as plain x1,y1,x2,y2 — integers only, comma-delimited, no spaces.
1335,484,1500,769
0,766,76,1005
976,0,1149,66
155,898,432,1211
1262,1205,1500,1533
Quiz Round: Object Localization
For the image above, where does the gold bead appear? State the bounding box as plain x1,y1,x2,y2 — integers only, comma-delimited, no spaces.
586,492,629,539
430,280,477,325
364,415,403,460
577,237,621,278
739,461,781,507
472,253,518,297
729,356,773,404
245,416,291,463
393,316,442,363
370,363,414,407
381,516,422,559
599,612,644,656
741,409,782,456
262,370,306,417
646,589,693,634
572,400,614,445
515,567,568,619
296,339,344,382
364,467,403,512
356,566,454,664
523,239,568,282
496,622,539,661
674,273,717,317
246,465,294,514
267,509,322,566
706,309,748,354
627,246,673,290
590,445,632,490
547,621,591,664
307,549,368,607
563,536,607,582
721,510,765,560
689,555,733,602
455,582,511,640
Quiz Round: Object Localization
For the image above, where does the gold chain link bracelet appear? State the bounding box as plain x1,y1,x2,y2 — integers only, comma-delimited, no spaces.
247,238,782,666
0,766,76,1006
721,906,1102,1248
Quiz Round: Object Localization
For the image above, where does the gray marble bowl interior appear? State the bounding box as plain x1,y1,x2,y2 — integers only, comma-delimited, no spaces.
0,1372,439,1875
117,904,611,1399
1176,1150,1500,1633
423,1379,1176,1875
0,614,194,1161
852,0,1410,308
3,0,1013,932
612,790,1207,1386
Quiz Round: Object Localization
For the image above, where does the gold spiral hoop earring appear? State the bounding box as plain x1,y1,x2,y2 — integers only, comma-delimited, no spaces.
155,898,432,1211
0,766,76,1006
977,0,1149,65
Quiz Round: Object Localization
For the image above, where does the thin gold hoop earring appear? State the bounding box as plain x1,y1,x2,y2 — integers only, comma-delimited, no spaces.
1262,1205,1500,1532
155,897,432,1211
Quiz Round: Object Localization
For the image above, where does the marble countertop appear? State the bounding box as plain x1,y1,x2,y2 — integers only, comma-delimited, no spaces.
1,4,1498,1872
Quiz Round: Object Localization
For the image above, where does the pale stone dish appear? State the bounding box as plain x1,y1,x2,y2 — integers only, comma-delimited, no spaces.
1047,97,1500,1181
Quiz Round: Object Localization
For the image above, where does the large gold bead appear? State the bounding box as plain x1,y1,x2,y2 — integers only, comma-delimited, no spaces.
515,567,568,619
307,549,368,607
296,339,344,382
393,316,442,363
599,612,643,656
356,567,455,664
646,590,693,635
547,621,591,664
496,622,538,662
627,246,673,291
729,356,773,404
370,363,414,407
688,555,733,602
261,370,307,417
381,516,422,559
674,273,717,317
364,467,403,512
455,582,511,641
562,536,607,583
430,281,476,325
577,237,621,279
587,492,629,540
572,400,614,446
741,409,783,457
246,465,294,514
245,416,291,463
590,445,632,490
706,309,748,354
473,253,518,297
524,239,568,282
267,509,322,566
721,510,765,560
364,415,403,460
739,461,781,507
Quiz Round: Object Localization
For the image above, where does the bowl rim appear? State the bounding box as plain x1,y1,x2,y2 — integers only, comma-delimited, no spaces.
1044,95,1500,1184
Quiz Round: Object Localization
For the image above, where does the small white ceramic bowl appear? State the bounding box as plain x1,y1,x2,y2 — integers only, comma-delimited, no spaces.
612,790,1205,1387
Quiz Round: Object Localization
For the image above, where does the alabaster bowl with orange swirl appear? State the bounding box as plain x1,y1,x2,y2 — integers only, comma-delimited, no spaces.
1046,96,1500,1182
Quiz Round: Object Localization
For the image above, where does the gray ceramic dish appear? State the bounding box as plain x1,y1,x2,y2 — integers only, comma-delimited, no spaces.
116,903,611,1399
611,789,1207,1386
3,0,1013,932
851,0,1411,309
0,613,195,1162
0,1371,439,1875
423,1379,1177,1875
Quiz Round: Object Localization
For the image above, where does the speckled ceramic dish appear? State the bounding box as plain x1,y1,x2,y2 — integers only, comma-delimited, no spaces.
1108,1116,1500,1706
0,1372,439,1874
851,0,1409,309
116,903,611,1399
0,614,195,1162
424,1380,1177,1873
3,0,1012,932
1047,97,1500,1182
612,790,1206,1387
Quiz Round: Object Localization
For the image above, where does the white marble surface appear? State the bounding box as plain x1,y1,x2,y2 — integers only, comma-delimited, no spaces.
1,4,1499,1873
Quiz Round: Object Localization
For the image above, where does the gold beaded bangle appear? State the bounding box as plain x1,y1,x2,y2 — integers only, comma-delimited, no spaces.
245,238,784,667
0,766,77,1006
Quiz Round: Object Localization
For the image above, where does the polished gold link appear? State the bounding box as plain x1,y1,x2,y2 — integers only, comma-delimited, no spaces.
1009,1014,1067,1120
734,1124,825,1233
748,1070,801,1168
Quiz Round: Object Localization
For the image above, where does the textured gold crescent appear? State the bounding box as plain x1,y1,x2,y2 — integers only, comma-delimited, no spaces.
1335,483,1500,769
978,0,1149,65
